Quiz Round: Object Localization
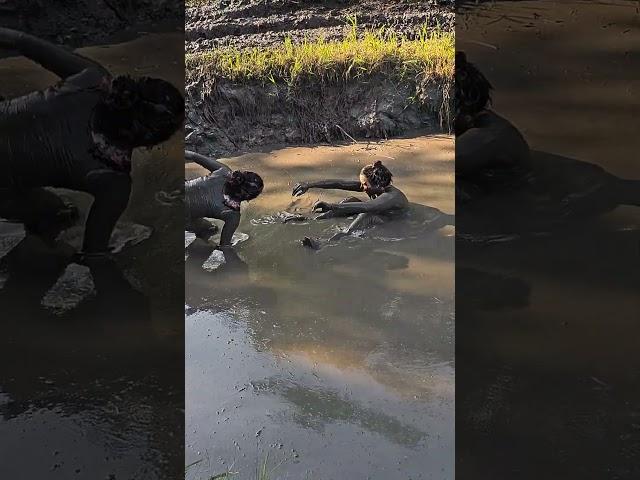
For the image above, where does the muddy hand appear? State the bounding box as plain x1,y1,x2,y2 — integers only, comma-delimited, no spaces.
292,182,310,197
312,200,332,213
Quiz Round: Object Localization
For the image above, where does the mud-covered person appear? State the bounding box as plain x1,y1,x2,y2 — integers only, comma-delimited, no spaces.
0,28,184,259
292,160,409,247
455,51,639,209
185,151,264,248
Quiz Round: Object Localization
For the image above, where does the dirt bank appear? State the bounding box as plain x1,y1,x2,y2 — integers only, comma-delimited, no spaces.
186,1,454,156
185,72,451,157
186,0,454,52
0,0,182,47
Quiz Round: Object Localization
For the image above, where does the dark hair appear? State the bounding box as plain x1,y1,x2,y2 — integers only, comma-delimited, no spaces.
93,75,185,147
224,170,264,201
455,51,493,116
361,160,393,188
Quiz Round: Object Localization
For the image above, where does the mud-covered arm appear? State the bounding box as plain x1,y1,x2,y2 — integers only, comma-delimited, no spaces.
456,126,508,177
0,28,109,80
292,179,362,196
315,194,398,217
185,150,230,174
219,210,240,247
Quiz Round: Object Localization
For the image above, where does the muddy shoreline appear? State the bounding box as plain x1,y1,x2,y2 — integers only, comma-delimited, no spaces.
185,1,454,156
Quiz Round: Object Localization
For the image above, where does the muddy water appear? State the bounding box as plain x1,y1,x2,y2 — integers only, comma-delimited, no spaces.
185,136,454,479
0,33,184,478
458,2,640,478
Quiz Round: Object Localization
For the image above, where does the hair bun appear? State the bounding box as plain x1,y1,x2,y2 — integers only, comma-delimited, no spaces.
231,171,245,186
373,160,383,168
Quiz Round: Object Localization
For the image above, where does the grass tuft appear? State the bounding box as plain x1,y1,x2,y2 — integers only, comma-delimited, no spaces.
186,21,454,87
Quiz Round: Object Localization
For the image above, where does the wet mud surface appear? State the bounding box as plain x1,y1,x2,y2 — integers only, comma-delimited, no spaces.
185,136,454,479
0,0,183,48
457,1,640,479
0,33,184,479
186,0,454,52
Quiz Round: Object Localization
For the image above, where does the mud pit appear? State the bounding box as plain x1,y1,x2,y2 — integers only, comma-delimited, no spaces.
0,33,184,479
185,135,454,479
457,1,640,478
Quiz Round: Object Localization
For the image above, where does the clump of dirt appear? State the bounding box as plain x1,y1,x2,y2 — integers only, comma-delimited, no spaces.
0,0,183,47
186,0,454,52
186,0,454,157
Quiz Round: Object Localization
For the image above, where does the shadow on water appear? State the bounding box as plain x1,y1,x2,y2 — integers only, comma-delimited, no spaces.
0,33,184,479
185,137,455,479
457,2,640,479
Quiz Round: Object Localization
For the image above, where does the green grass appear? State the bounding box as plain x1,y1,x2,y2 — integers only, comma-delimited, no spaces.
186,21,454,87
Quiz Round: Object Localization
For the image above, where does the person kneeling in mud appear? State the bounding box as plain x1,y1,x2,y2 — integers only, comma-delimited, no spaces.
292,161,409,249
185,151,264,248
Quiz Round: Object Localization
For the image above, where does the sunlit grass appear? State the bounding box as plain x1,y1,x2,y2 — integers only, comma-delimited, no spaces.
186,20,454,86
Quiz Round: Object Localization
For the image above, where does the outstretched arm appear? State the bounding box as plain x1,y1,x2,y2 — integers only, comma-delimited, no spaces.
314,193,399,217
185,150,231,174
292,179,362,196
0,28,109,80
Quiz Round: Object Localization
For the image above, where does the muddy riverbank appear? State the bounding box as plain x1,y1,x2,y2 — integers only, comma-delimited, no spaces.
185,0,454,156
185,135,455,479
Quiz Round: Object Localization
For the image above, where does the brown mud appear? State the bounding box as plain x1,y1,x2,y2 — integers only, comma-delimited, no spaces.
0,0,183,48
185,136,454,480
186,75,449,158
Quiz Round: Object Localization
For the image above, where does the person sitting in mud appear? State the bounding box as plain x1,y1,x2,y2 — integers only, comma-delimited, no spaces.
185,151,264,247
455,51,531,197
455,51,639,215
291,160,410,248
0,28,184,259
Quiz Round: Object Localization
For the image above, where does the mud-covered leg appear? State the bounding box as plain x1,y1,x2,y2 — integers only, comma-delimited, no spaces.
83,170,131,254
343,212,386,235
303,213,386,249
187,218,220,240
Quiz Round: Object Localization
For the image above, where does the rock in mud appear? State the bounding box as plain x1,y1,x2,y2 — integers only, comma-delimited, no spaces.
41,263,96,315
202,249,226,271
0,223,26,262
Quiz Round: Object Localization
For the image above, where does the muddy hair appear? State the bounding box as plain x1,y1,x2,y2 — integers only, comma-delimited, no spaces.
93,75,185,147
361,160,393,189
224,170,264,201
455,51,493,116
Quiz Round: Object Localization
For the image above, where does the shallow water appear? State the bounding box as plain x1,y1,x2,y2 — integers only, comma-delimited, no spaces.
458,2,640,478
0,32,184,478
185,136,455,479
